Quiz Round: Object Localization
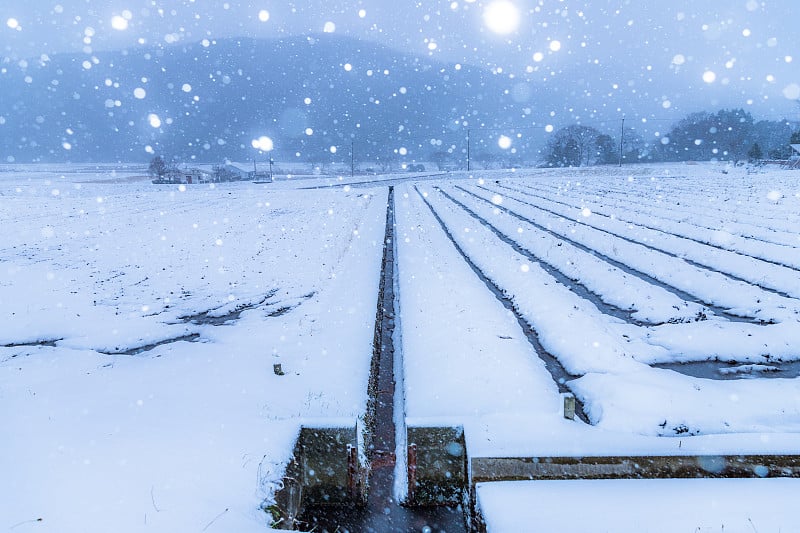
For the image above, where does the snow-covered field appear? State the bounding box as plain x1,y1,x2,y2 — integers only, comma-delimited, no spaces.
2,163,799,531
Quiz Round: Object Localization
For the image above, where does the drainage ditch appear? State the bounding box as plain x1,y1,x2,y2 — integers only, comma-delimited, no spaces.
294,186,468,532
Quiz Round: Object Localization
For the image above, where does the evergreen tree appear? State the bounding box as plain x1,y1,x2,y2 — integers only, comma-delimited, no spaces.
747,143,763,162
595,134,618,165
148,156,168,178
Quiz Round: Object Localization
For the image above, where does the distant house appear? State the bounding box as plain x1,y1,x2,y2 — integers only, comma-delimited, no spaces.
250,170,273,182
177,168,213,184
788,144,800,169
152,167,213,184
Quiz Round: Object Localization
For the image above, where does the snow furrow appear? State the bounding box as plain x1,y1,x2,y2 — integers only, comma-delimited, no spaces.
436,187,705,325
518,178,800,248
463,185,799,323
500,182,800,271
491,184,800,300
416,186,646,376
420,185,800,437
454,185,757,323
498,184,800,272
393,185,567,421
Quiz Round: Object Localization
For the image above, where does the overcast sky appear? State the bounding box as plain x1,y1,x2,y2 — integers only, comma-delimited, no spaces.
2,0,798,122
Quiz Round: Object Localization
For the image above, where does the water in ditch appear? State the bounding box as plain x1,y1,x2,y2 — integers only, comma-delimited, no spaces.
655,360,800,380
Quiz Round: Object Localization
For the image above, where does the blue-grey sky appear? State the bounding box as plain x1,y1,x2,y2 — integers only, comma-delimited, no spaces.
2,0,798,122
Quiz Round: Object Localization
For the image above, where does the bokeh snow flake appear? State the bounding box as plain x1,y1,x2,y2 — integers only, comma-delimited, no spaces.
252,136,274,151
111,16,128,31
483,1,520,35
782,83,800,100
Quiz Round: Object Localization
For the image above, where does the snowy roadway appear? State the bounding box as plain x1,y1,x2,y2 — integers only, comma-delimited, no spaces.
1,163,799,531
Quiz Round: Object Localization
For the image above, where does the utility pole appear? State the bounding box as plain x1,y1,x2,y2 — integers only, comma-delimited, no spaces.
619,117,625,167
351,141,355,177
467,129,471,171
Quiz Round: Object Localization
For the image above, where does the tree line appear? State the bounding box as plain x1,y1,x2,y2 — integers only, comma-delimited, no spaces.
543,108,799,167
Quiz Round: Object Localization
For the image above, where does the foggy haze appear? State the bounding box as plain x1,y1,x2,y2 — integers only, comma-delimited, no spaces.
1,0,798,160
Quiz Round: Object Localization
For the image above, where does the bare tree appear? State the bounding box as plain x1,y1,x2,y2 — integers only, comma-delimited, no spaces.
544,125,613,167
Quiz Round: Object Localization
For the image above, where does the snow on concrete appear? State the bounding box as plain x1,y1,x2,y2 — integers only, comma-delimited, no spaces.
477,478,800,532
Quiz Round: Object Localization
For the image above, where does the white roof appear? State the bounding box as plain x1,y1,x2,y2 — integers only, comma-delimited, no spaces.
224,163,250,173
791,143,800,154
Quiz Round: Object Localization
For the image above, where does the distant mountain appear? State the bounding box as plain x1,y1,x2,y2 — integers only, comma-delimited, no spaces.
0,35,554,165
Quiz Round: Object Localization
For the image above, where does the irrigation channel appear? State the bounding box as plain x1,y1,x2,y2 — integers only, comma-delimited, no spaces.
269,182,800,532
294,187,468,532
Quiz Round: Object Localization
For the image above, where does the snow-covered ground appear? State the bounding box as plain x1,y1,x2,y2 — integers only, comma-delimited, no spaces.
2,162,799,531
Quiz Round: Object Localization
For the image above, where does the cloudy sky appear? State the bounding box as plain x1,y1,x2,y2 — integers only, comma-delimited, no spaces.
1,0,798,123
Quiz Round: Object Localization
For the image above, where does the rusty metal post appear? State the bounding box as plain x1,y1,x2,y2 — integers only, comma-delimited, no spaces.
347,444,358,500
407,443,418,504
